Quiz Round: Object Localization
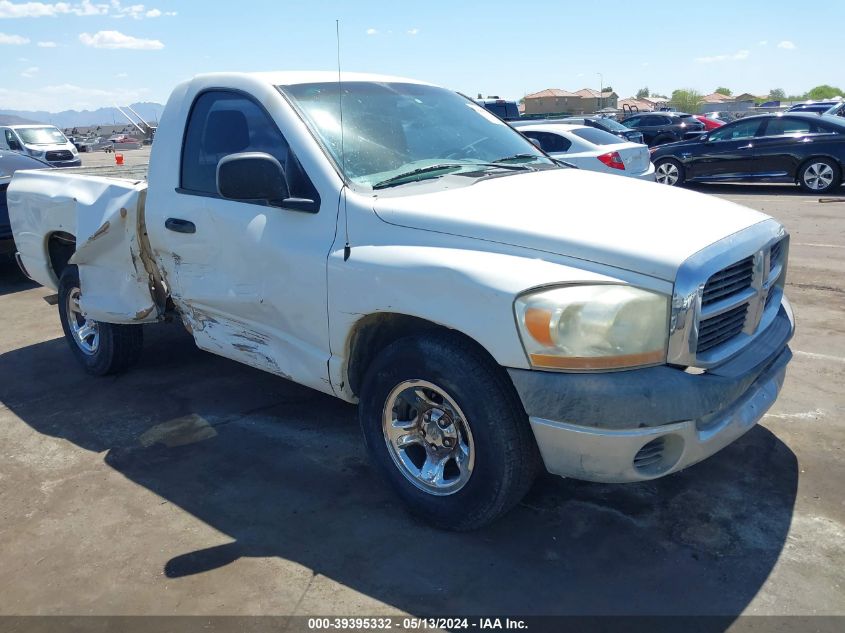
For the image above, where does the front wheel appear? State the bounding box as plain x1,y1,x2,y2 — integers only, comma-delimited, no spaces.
358,331,540,531
58,265,144,375
798,158,841,194
655,158,685,186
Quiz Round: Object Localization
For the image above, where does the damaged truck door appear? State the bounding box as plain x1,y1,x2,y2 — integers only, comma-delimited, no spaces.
145,89,336,394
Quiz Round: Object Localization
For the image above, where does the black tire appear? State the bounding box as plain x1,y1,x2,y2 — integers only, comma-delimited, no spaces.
797,158,841,194
654,158,685,186
58,265,144,376
358,330,540,531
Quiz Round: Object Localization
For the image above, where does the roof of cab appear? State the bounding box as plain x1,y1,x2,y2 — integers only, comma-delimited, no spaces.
189,71,434,88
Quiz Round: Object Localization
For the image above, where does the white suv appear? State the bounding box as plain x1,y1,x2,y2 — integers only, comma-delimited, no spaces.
1,125,81,168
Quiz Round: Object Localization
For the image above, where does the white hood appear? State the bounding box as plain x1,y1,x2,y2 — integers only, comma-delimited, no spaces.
373,169,769,281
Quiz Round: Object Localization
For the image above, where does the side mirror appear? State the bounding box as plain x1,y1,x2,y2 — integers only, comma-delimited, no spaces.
217,152,320,213
217,152,289,203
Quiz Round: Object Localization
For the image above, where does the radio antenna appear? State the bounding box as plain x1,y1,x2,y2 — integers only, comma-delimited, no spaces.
337,19,351,261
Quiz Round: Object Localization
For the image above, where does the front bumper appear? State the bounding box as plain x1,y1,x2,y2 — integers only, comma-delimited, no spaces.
508,300,794,483
49,158,82,168
629,162,656,182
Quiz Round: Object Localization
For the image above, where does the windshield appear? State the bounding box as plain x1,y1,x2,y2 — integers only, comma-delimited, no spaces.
16,127,68,145
280,81,552,188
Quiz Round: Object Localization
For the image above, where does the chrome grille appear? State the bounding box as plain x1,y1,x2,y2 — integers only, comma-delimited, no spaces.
697,304,748,353
669,221,788,368
701,256,754,307
46,150,73,161
769,240,783,274
765,240,785,308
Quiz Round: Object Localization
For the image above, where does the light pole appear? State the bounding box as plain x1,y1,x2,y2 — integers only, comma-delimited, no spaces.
597,73,603,111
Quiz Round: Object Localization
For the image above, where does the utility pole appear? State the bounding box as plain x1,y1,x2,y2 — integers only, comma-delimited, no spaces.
597,73,603,111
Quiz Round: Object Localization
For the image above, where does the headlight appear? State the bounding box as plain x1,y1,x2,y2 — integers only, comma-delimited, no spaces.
71,146,78,155
514,285,670,370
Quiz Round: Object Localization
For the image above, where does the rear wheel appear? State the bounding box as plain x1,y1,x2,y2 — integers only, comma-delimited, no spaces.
358,331,540,531
58,265,143,375
655,159,685,186
798,158,841,193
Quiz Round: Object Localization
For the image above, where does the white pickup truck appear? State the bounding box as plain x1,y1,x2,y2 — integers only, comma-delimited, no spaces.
8,72,794,530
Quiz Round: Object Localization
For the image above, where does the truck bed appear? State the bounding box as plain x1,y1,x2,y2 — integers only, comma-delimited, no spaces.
63,163,149,182
8,167,161,325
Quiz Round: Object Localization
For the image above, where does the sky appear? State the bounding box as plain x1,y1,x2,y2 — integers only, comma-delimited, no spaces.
0,0,842,112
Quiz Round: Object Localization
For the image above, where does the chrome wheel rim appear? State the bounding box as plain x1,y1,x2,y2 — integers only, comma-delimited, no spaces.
382,379,475,496
803,162,834,190
656,162,679,185
66,287,99,355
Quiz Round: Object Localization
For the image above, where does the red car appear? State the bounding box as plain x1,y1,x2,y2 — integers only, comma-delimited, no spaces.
695,115,724,130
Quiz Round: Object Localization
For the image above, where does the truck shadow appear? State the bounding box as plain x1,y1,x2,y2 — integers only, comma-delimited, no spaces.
0,321,798,617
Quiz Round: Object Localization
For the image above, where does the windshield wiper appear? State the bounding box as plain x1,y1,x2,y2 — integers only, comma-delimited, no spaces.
492,153,544,164
372,163,468,189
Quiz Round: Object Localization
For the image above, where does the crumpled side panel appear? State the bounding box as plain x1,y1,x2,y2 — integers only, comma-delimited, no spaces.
66,177,161,324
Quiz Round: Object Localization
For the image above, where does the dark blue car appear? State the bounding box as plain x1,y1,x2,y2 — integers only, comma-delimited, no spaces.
1,151,51,261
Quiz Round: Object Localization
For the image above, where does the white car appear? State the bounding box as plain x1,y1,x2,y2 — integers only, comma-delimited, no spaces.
517,123,655,181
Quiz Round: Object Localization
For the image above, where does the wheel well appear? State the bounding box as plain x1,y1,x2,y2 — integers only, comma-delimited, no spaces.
346,313,493,398
795,155,843,182
47,231,76,282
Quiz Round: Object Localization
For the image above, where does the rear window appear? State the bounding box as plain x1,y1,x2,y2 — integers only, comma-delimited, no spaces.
522,131,572,153
570,127,623,145
592,118,629,132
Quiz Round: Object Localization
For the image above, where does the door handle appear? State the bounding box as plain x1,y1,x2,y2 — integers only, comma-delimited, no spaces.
165,218,196,234
738,144,753,150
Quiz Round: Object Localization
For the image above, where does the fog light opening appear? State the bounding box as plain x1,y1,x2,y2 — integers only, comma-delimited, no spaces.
633,434,684,476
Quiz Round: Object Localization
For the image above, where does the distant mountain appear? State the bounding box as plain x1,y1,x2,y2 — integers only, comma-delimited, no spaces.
0,102,164,130
0,114,39,125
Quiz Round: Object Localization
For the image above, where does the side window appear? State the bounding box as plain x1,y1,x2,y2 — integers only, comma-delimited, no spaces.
709,119,763,141
763,117,816,137
623,116,642,127
4,130,16,149
640,116,662,126
523,131,572,153
180,90,318,203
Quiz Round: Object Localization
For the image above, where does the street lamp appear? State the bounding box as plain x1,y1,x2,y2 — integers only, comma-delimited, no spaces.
597,73,603,111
